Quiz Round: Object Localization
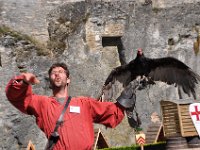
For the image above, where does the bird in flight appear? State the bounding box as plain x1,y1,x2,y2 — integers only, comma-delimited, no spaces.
104,48,200,99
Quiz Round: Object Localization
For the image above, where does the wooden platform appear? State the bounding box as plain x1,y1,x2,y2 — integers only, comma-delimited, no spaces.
145,122,165,144
160,100,198,138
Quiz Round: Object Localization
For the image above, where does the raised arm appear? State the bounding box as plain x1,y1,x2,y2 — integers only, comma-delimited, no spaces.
5,73,40,114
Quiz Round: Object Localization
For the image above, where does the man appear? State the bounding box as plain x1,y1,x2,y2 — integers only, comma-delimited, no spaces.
5,63,135,150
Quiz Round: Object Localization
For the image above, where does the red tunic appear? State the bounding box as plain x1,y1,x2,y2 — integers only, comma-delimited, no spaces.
5,75,125,150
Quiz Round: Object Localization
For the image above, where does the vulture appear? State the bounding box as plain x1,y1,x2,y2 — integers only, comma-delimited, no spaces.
104,48,200,99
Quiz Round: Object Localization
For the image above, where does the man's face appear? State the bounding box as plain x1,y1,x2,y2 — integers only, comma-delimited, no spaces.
49,67,69,88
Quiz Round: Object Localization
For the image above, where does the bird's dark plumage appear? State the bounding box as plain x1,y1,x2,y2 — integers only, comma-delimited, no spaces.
104,48,200,99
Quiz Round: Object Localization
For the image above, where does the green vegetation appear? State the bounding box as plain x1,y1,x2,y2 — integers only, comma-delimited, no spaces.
99,142,166,150
0,25,50,56
152,7,162,14
134,127,143,134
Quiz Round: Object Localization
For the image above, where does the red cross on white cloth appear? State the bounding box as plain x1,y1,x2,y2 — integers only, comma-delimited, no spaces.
191,105,200,121
189,103,200,137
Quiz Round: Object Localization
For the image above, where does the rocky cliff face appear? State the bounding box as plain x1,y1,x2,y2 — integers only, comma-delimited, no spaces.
1,0,200,149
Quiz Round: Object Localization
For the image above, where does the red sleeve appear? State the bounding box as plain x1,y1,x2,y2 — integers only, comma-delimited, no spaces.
88,98,125,128
5,75,41,115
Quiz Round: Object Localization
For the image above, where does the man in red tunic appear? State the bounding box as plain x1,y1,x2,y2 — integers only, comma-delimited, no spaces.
5,63,135,150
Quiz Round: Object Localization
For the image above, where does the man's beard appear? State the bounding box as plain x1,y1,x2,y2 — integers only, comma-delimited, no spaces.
49,81,67,90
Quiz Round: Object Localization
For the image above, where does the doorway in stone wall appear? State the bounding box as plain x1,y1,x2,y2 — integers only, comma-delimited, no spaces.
102,36,126,65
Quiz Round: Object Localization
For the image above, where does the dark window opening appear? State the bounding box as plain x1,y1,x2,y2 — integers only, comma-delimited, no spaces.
102,36,126,65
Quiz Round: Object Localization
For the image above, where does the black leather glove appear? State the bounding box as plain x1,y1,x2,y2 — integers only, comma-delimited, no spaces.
116,81,138,109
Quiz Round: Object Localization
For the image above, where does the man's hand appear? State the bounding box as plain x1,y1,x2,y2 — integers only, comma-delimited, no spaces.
116,81,138,109
21,73,40,85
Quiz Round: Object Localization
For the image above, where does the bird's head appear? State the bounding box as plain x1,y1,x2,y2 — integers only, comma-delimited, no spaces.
137,48,143,56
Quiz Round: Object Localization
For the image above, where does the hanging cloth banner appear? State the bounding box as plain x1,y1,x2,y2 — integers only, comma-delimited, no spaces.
189,103,200,137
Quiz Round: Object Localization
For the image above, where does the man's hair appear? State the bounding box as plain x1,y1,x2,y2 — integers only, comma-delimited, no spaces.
48,63,70,77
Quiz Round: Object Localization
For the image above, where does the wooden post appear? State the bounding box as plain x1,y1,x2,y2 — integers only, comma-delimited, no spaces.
141,144,144,150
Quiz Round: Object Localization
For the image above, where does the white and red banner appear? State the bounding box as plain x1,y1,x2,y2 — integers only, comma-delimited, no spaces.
136,133,145,145
189,103,200,136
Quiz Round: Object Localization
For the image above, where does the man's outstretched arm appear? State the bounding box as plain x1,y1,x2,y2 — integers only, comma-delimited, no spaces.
5,73,40,113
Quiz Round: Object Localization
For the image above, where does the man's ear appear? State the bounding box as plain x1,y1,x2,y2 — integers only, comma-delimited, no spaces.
67,78,70,84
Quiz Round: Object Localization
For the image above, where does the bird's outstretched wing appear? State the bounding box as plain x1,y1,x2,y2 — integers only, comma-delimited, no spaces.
104,55,200,99
104,64,133,87
148,57,200,99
